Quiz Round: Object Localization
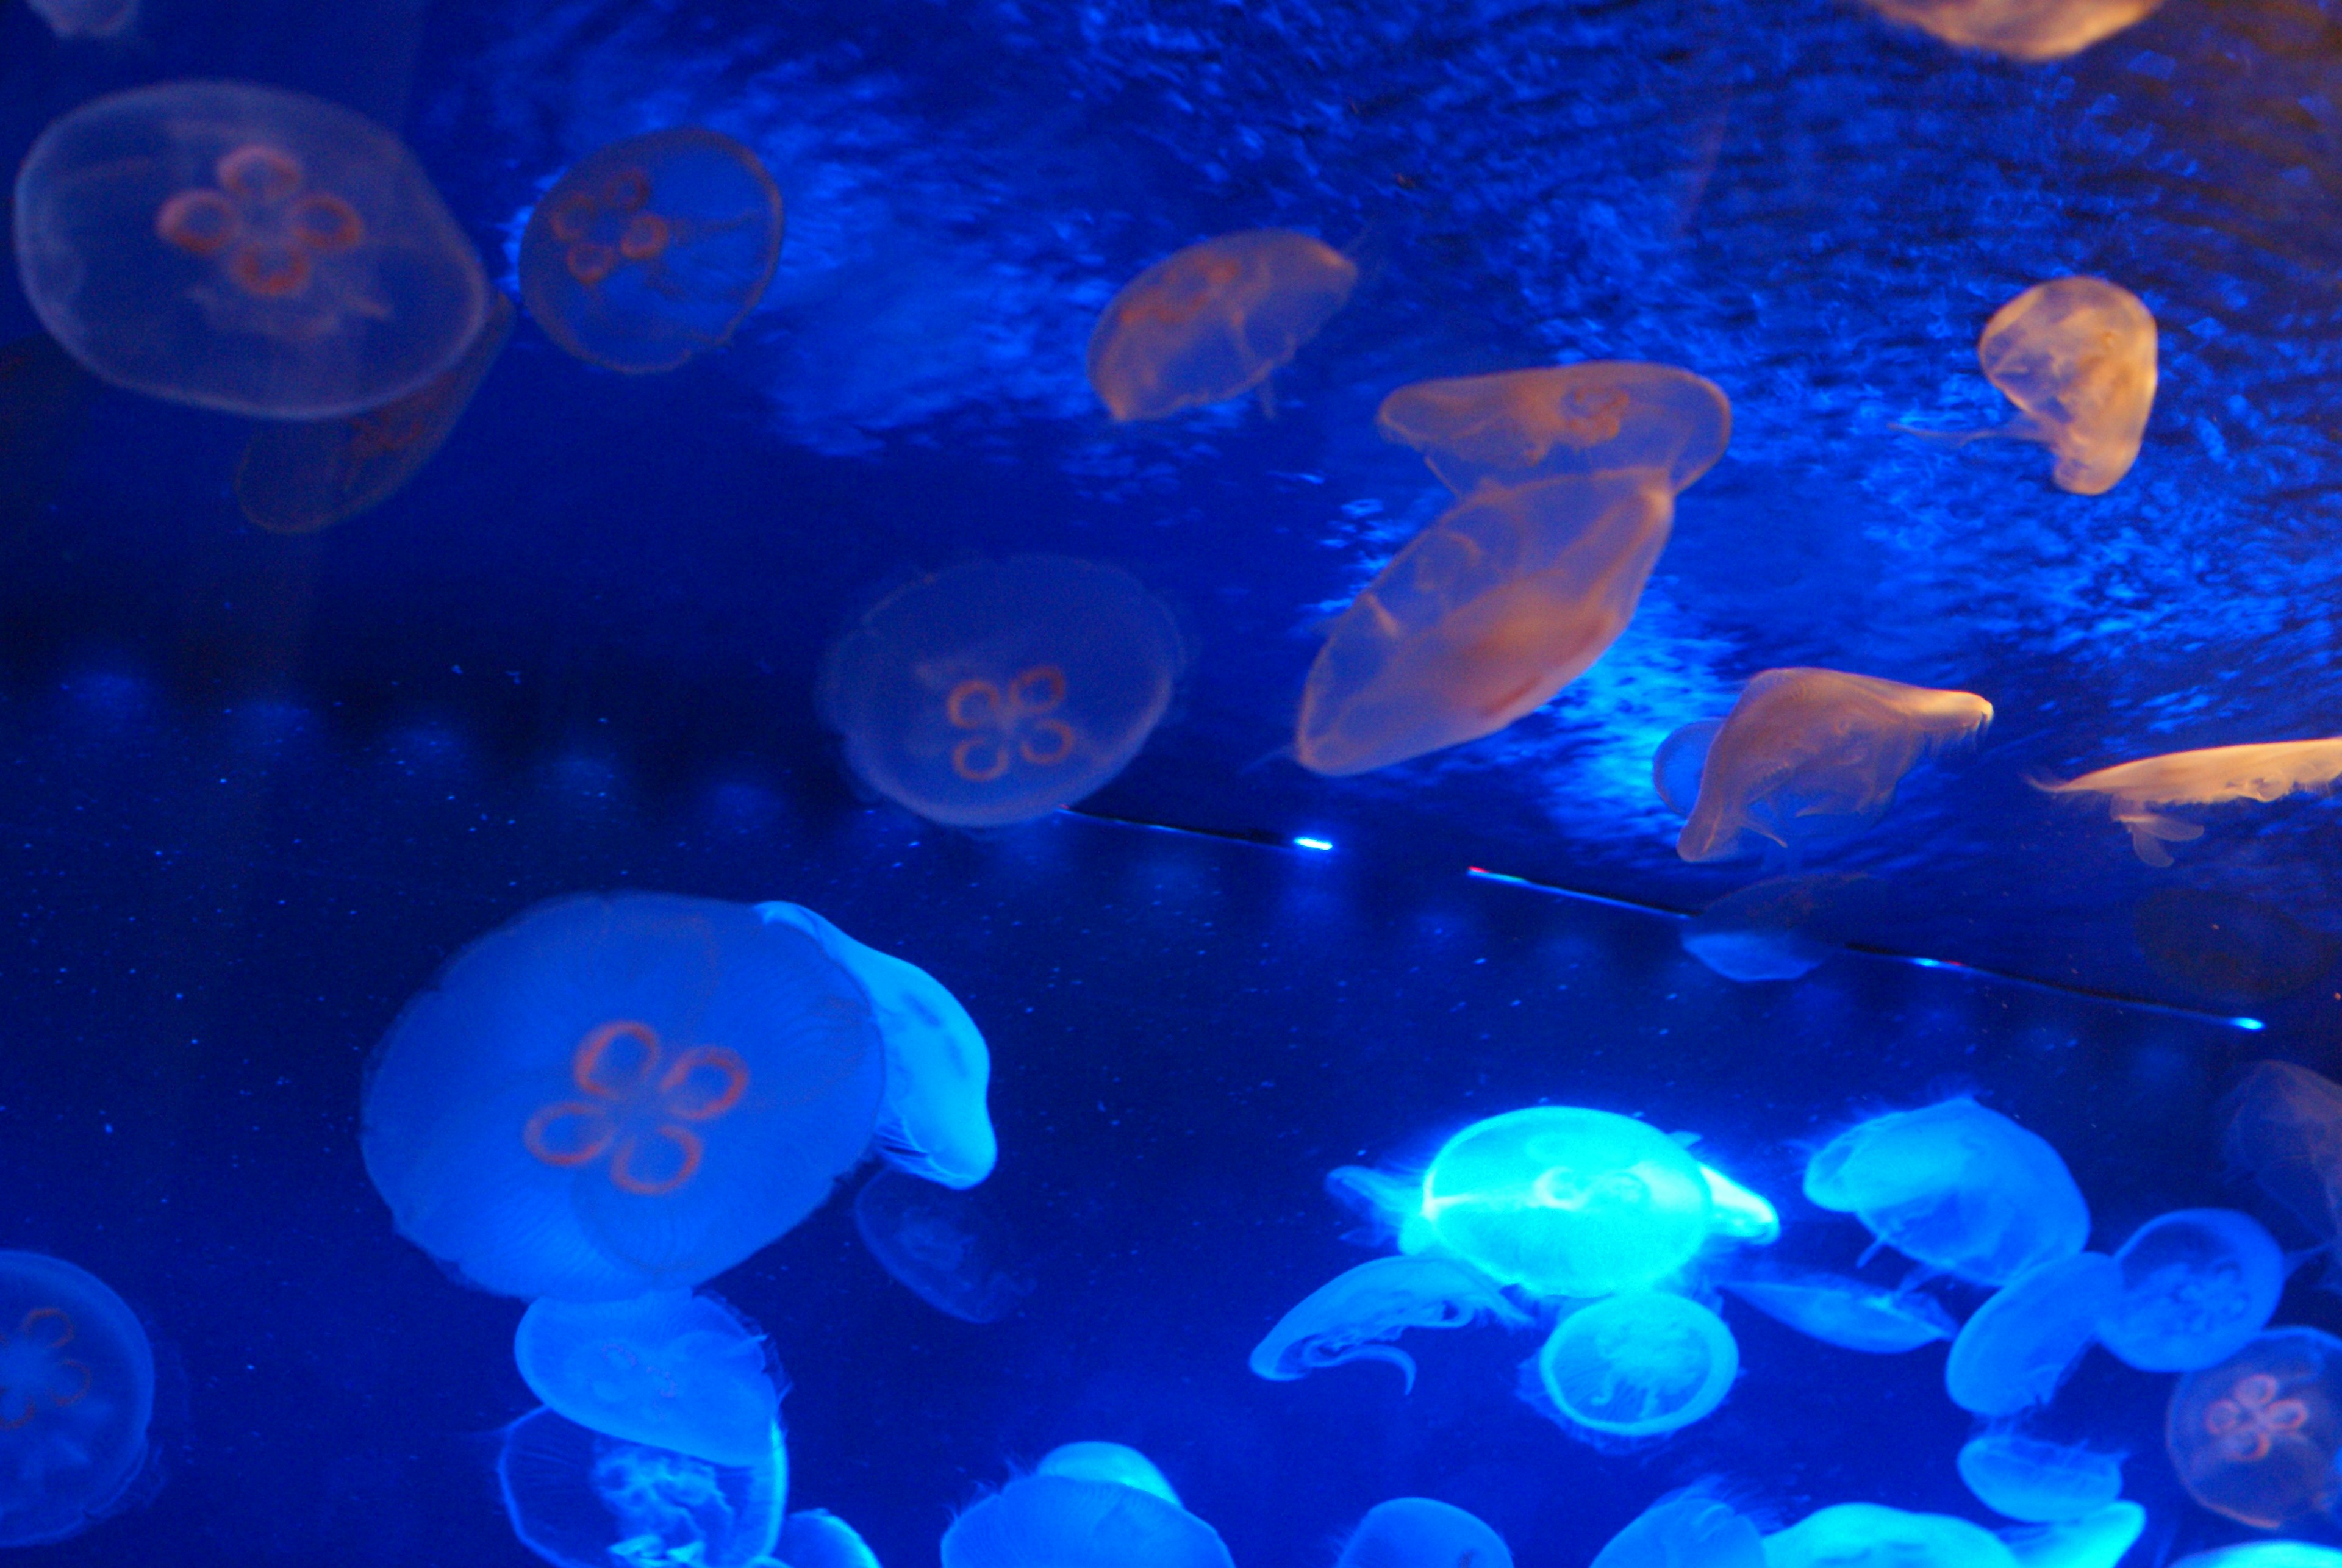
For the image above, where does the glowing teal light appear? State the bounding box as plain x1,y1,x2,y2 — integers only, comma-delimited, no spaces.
1293,836,1334,851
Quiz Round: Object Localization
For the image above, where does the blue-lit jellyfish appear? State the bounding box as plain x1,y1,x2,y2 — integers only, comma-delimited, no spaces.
1997,1502,2145,1568
1764,1505,2019,1568
940,1473,1235,1568
780,1509,883,1568
2097,1209,2284,1373
1945,1252,2119,1416
1956,1434,2124,1523
362,892,887,1302
2221,1061,2342,1245
1336,1498,1514,1568
1036,1442,1181,1507
1250,1255,1529,1391
1804,1098,2090,1286
513,1290,779,1467
0,1252,155,1547
498,1405,785,1568
2166,1325,2342,1528
853,1168,1032,1325
1531,1291,1739,1441
1722,1273,1957,1353
1590,1493,1765,1568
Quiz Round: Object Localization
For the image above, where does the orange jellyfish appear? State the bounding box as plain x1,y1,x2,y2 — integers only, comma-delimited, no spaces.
518,128,782,374
2167,1327,2342,1528
2029,737,2342,866
1377,362,1731,498
1675,668,1992,863
1086,229,1357,421
1858,0,2164,60
25,0,136,38
234,292,514,534
13,81,489,419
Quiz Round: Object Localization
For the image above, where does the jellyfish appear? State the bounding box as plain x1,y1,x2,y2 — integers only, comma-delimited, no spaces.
498,1405,784,1568
2174,1547,2342,1568
1956,1435,2124,1523
13,81,488,418
781,1510,884,1568
1531,1291,1739,1441
1682,874,1882,983
1803,1098,2090,1287
1763,1505,2020,1568
1591,1494,1766,1568
1250,1255,1530,1391
818,556,1185,828
2132,889,2335,1006
235,290,514,534
0,1252,155,1547
1721,1273,1957,1354
939,1473,1236,1568
1035,1442,1180,1507
1086,230,1356,421
1336,1498,1515,1568
2097,1209,2285,1373
853,1169,1032,1325
1859,0,2165,64
1945,1252,2120,1417
2166,1326,2342,1528
518,128,783,375
1996,1503,2145,1568
24,0,137,38
2030,738,2342,866
2222,1061,2342,1244
1377,362,1731,498
1674,670,1992,864
512,1290,780,1467
360,892,886,1302
1655,719,1725,816
1932,277,2154,494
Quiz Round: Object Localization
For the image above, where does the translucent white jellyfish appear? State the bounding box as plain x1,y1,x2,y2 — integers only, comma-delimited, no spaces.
1722,1273,1957,1353
1945,1252,2120,1416
2030,737,2342,866
940,1473,1235,1568
1956,1434,2124,1523
1250,1255,1530,1391
1804,1098,2090,1286
498,1405,785,1568
2221,1061,2342,1244
1700,1161,1782,1244
2097,1209,2285,1373
1861,0,2163,60
1376,362,1732,498
1762,1504,2020,1568
1591,1494,1766,1568
1682,875,1881,984
1337,1497,1514,1568
1979,279,2157,493
781,1509,883,1568
853,1168,1032,1325
2165,1325,2342,1528
1997,1503,2145,1568
1036,1442,1180,1507
513,1290,779,1467
1532,1291,1739,1441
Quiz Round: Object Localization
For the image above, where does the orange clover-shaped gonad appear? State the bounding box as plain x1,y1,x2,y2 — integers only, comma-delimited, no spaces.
154,143,366,301
2204,1371,2310,1462
0,1306,91,1430
545,167,673,287
523,1020,749,1196
946,665,1075,783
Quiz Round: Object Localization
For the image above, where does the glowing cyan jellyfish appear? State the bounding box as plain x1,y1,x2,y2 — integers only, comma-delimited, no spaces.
2222,1061,2342,1244
1857,0,2163,60
1956,1434,2123,1524
1997,1503,2145,1568
498,1405,785,1568
1721,1273,1956,1353
360,892,887,1302
14,81,488,418
519,128,783,374
1700,1161,1780,1244
1250,1255,1530,1391
512,1290,779,1467
1763,1504,2020,1568
1532,1291,1739,1441
781,1510,884,1568
2031,738,2342,866
1674,669,1993,864
2166,1326,2342,1528
1681,874,1881,984
1336,1498,1515,1568
235,291,514,534
1376,362,1732,498
0,1252,156,1547
1087,230,1356,421
1804,1098,2090,1286
853,1169,1032,1325
2097,1209,2285,1373
24,0,135,39
1592,1494,1765,1568
940,1472,1236,1568
819,556,1185,828
1945,1252,2119,1417
1036,1442,1180,1507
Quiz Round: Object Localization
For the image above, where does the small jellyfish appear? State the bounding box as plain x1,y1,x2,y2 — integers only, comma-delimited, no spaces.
1591,1494,1766,1568
1336,1498,1515,1568
2097,1209,2285,1373
2166,1325,2342,1528
1249,1255,1531,1391
1763,1504,2020,1568
24,0,137,38
1086,229,1356,421
1376,362,1732,498
2221,1061,2342,1245
1957,1434,2124,1524
0,1252,155,1547
2031,738,2342,866
235,290,514,534
853,1168,1033,1325
819,556,1184,828
1945,1252,2121,1417
781,1509,884,1568
1997,1503,2146,1568
1035,1442,1180,1507
1655,718,1725,817
940,1473,1236,1568
1532,1291,1739,1441
14,81,488,418
360,892,886,1302
1721,1273,1957,1354
1804,1098,2090,1287
1858,0,2165,63
1681,874,1882,984
498,1405,785,1568
1675,669,1993,864
513,1290,780,1467
518,128,783,374
1953,277,2156,494
2174,1547,2342,1568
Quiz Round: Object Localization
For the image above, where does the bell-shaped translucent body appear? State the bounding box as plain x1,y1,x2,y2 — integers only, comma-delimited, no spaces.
1376,362,1731,498
1419,1108,1713,1299
498,1405,784,1568
1722,1273,1957,1353
1976,277,2157,494
2221,1061,2342,1242
1591,1494,1766,1568
14,81,488,418
1036,1442,1180,1507
2174,1546,2342,1568
1999,1503,2144,1568
1858,0,2163,60
940,1474,1236,1568
2033,740,2342,867
2166,1326,2342,1528
1683,875,1880,984
0,1252,155,1547
1955,1434,2122,1524
1804,1098,2089,1286
820,556,1184,828
1945,1253,2119,1416
1655,719,1725,815
514,1290,779,1467
853,1168,1032,1324
1250,1255,1529,1391
2098,1208,2284,1373
781,1510,883,1568
1763,1505,2019,1568
1533,1291,1739,1439
519,128,783,374
25,0,135,38
1087,230,1356,421
362,892,885,1302
1336,1498,1515,1568
1675,669,1992,863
